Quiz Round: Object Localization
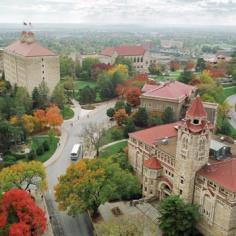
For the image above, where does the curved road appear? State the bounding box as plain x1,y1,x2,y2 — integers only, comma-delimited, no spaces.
226,94,236,129
45,100,116,236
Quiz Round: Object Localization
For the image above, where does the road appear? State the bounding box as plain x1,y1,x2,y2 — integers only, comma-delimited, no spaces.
226,94,236,129
45,100,116,236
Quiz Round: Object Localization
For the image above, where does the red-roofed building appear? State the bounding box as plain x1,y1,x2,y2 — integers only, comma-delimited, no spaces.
99,45,150,73
140,81,195,119
128,96,236,236
3,31,60,94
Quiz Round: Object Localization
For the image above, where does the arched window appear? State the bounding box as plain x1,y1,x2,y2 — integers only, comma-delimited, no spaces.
181,135,188,150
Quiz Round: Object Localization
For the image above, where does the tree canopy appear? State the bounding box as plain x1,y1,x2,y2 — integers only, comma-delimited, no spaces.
55,158,141,217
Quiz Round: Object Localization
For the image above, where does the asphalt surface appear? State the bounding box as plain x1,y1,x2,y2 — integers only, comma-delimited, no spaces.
45,101,115,236
226,94,236,129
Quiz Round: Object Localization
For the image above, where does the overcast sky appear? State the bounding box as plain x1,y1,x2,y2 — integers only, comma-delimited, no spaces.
1,0,236,25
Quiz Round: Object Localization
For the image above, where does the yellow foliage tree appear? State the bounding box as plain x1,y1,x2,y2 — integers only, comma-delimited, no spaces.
107,64,128,76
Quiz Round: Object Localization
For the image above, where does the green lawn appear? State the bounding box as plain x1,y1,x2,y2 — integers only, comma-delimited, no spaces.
218,86,236,104
74,80,96,90
101,126,125,145
99,140,128,158
61,106,74,120
154,70,182,82
31,136,59,162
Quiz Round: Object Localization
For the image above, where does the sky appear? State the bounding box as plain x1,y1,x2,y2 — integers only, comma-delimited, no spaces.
1,0,236,26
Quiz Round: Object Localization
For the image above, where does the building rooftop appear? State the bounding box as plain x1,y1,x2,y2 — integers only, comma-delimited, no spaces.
141,81,194,101
198,159,236,193
100,45,146,57
129,122,179,146
5,32,56,57
144,157,162,170
186,95,207,118
210,140,229,152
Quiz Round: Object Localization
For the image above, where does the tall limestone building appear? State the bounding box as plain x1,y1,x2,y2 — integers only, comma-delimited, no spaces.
128,96,236,236
3,31,60,94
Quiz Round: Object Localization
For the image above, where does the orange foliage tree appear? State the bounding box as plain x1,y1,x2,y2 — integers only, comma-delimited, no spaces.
46,105,63,128
114,109,128,126
125,87,141,107
33,109,47,130
0,188,47,236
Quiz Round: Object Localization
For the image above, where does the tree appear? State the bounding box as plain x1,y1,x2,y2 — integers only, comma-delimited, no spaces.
60,56,75,77
148,112,163,127
218,119,231,136
0,161,47,193
123,118,135,138
46,105,63,128
115,57,133,74
125,87,141,107
79,86,96,104
83,122,106,157
14,87,32,114
51,84,66,109
159,195,200,236
97,72,115,99
55,158,141,218
115,100,126,111
0,188,47,236
170,60,180,71
195,58,206,72
106,108,115,119
134,108,148,127
163,107,175,124
219,102,231,121
81,57,100,80
114,109,128,126
33,109,47,130
32,87,40,109
38,80,49,108
178,69,194,84
21,114,36,134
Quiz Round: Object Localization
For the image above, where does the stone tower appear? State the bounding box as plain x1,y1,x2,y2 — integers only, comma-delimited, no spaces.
173,96,212,203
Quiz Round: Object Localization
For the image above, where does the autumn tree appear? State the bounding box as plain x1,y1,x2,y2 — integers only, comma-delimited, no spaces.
33,109,47,130
170,60,180,71
0,188,47,236
0,161,47,193
83,122,106,157
125,87,141,107
114,109,128,126
55,158,141,218
46,105,63,128
219,101,231,121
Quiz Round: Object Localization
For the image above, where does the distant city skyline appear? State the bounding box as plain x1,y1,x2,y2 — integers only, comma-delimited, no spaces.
1,0,236,26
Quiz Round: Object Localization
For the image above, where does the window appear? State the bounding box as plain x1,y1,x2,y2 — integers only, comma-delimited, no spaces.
179,189,183,195
144,187,147,191
141,57,143,62
134,57,136,63
150,180,153,185
42,71,44,74
41,58,44,61
42,64,44,67
180,176,184,184
150,190,153,194
137,57,140,63
193,119,199,124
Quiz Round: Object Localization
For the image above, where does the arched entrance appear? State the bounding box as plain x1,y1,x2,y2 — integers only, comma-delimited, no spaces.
158,181,172,200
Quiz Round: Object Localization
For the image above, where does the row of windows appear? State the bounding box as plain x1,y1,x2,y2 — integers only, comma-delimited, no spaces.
144,187,153,195
159,153,174,166
165,169,174,178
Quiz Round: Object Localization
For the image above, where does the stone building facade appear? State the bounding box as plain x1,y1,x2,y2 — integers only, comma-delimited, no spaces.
99,45,150,73
3,31,60,94
128,96,236,236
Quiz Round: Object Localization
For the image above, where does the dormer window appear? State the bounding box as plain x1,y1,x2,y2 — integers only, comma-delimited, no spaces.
193,119,199,125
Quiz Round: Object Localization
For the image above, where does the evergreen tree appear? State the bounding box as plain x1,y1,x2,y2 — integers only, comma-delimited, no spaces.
51,85,66,109
123,118,135,138
195,58,206,72
163,107,175,124
134,108,148,127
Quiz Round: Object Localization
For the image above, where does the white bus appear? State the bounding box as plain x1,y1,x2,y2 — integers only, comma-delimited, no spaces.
70,143,83,161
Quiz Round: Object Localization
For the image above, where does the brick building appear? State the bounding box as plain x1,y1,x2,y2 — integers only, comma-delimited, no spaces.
128,96,236,236
3,31,60,94
99,45,150,73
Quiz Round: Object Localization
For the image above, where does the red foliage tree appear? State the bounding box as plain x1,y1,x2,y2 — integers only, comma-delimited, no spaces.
91,63,112,80
0,188,47,236
170,60,180,71
125,87,141,107
46,105,63,128
185,61,195,70
208,68,225,78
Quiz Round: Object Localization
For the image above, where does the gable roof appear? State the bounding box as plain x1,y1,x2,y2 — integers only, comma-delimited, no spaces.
186,95,207,118
100,45,146,57
5,40,56,57
141,84,158,93
129,122,179,145
198,159,236,192
142,81,194,101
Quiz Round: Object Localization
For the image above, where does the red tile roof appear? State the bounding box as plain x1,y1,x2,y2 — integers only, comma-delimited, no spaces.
142,81,194,101
141,84,158,93
144,157,162,170
186,96,207,118
198,159,236,192
5,40,56,57
129,122,179,145
100,45,146,57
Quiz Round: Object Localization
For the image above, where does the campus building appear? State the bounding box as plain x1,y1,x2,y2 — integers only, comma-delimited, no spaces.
128,96,236,236
3,31,60,94
140,81,218,125
99,45,150,73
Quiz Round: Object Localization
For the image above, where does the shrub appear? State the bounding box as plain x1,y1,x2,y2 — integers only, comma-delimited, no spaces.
111,128,124,141
43,140,50,152
3,155,17,165
36,145,44,156
28,150,36,160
